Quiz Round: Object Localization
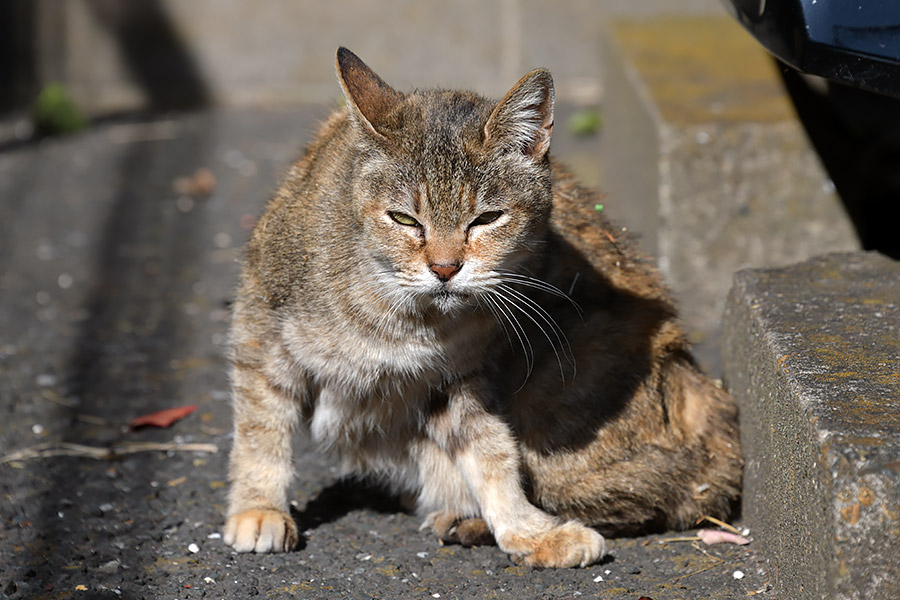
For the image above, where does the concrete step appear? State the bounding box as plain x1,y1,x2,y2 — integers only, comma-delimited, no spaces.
8,0,725,114
601,16,860,375
9,0,590,112
723,252,900,599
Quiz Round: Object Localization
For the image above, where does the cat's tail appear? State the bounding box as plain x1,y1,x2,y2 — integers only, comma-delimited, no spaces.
538,353,743,536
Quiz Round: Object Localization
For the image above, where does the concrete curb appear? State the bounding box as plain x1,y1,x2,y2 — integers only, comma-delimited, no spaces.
723,252,900,599
602,17,859,375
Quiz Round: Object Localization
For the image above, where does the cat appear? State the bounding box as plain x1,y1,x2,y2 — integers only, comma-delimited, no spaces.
223,47,742,568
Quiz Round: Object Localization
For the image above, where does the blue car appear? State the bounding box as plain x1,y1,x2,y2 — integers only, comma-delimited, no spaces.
726,0,900,98
726,0,900,259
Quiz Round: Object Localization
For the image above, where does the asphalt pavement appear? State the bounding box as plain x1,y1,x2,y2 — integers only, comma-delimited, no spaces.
0,106,772,599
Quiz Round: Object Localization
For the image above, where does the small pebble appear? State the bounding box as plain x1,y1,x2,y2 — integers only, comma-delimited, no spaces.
99,560,120,573
36,240,54,260
213,232,232,248
176,196,195,213
188,543,200,554
240,214,257,230
32,424,45,436
35,373,57,387
14,119,33,140
239,160,258,177
593,575,604,582
207,532,222,539
203,577,215,584
416,552,428,559
224,149,245,168
65,230,88,247
733,570,745,580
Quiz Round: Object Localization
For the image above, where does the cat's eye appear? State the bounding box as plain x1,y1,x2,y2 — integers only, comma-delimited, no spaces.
388,211,420,227
470,211,503,227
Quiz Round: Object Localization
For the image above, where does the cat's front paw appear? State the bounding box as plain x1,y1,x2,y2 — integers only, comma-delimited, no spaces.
224,508,298,553
499,520,606,568
422,511,495,547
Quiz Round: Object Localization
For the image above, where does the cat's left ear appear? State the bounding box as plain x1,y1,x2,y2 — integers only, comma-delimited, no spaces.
335,47,403,138
484,69,554,162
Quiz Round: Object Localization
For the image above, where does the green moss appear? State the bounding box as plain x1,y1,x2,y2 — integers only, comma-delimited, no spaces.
32,83,88,136
613,17,793,124
568,107,603,136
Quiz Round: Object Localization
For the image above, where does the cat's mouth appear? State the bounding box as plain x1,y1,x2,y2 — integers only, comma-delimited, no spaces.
428,287,474,312
432,287,469,300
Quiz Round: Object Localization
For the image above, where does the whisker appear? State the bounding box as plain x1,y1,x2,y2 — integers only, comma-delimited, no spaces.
567,272,580,297
484,291,534,382
487,292,534,375
476,293,514,352
369,276,414,341
494,285,572,383
493,270,583,317
497,283,576,369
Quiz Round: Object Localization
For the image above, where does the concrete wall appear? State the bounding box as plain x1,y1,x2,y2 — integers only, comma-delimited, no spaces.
10,0,723,113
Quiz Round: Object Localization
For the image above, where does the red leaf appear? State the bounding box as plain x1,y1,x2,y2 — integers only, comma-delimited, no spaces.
129,404,198,428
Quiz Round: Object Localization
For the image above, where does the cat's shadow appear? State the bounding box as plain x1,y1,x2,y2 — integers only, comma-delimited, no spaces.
289,478,407,551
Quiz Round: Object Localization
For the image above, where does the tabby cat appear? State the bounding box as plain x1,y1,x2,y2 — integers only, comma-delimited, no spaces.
223,47,742,568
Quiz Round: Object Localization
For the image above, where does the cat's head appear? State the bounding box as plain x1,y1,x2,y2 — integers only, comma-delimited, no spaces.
336,48,555,314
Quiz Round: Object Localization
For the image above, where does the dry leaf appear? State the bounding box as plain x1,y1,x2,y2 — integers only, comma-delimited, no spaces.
129,404,198,428
173,168,216,197
697,529,751,546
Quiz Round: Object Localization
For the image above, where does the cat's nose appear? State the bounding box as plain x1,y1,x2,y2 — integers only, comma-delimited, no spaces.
430,262,462,282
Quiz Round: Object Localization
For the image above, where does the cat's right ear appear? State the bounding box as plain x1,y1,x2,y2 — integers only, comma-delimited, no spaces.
336,47,403,138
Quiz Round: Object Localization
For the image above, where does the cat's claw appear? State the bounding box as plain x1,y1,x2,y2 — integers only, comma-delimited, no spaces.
500,520,606,568
224,508,298,553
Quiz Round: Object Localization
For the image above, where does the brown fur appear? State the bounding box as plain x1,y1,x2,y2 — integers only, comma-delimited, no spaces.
223,48,742,567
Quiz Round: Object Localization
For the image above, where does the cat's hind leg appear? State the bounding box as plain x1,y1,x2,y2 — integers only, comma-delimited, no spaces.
414,441,494,546
421,511,495,546
429,379,606,568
